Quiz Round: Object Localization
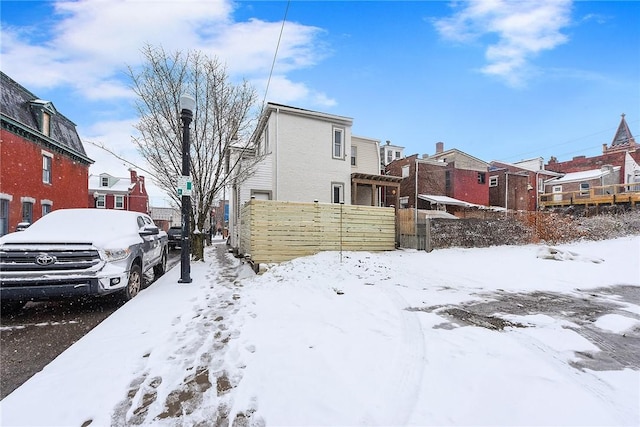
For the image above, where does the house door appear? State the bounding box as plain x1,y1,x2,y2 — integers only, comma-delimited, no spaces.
552,185,563,202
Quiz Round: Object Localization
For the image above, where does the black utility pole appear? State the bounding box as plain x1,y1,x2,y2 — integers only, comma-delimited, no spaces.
178,95,195,284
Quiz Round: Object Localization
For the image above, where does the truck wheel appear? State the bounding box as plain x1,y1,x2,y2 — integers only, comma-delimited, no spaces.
153,249,167,278
123,263,142,301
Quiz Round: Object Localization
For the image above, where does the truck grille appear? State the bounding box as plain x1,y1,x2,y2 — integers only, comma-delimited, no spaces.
0,244,101,273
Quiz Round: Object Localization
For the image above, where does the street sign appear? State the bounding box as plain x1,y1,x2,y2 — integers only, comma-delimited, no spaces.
177,176,192,196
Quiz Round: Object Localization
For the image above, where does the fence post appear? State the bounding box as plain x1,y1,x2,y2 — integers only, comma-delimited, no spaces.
425,218,432,252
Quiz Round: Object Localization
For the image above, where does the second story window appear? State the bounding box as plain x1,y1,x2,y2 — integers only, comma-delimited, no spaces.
351,146,357,166
489,176,498,187
42,153,52,184
402,165,410,178
478,172,486,185
333,128,344,159
386,150,393,164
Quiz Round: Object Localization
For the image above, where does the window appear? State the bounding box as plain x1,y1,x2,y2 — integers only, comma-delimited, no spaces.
489,175,499,187
399,196,409,208
333,128,344,159
96,194,105,208
42,153,52,184
538,177,544,193
101,176,109,187
445,171,451,193
0,199,8,236
115,195,124,209
580,183,590,196
331,183,344,203
42,203,52,216
22,201,33,224
402,165,410,178
351,146,357,166
386,150,392,164
477,172,486,184
395,151,401,159
250,190,272,200
42,112,51,136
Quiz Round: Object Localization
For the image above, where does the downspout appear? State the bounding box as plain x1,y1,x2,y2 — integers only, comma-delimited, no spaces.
504,172,508,215
535,171,540,211
414,158,418,242
275,107,279,200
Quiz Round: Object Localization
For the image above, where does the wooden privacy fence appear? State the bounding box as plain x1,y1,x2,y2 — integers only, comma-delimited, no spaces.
239,199,396,264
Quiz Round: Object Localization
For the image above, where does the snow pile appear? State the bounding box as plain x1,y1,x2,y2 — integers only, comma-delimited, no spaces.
1,236,639,426
536,246,605,263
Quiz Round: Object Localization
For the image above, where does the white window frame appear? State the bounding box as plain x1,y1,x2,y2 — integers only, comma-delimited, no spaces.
42,151,53,184
331,182,344,204
399,196,409,208
401,165,410,178
332,127,344,160
538,177,544,193
386,150,393,164
579,182,590,196
101,176,109,187
351,146,357,166
114,195,125,209
96,194,106,208
42,200,52,216
489,175,499,187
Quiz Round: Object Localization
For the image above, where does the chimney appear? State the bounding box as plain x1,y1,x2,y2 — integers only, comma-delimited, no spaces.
386,140,391,145
436,142,444,154
129,169,138,183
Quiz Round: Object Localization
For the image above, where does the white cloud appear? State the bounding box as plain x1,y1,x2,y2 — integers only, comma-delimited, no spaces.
434,0,572,87
254,75,336,108
1,0,329,105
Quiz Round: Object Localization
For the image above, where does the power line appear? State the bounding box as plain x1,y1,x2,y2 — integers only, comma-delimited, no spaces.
84,139,158,180
260,0,290,113
501,119,639,162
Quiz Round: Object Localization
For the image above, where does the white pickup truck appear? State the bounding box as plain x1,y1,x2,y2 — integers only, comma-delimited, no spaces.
0,208,168,312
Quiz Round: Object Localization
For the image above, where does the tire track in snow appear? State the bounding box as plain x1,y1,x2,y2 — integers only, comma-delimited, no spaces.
363,284,426,425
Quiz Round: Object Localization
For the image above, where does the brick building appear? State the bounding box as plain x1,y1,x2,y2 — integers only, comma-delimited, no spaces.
545,114,640,180
0,71,93,236
385,142,490,209
489,158,561,211
87,170,150,214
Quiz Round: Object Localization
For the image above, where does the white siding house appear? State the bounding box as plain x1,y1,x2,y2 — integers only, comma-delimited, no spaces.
228,103,355,248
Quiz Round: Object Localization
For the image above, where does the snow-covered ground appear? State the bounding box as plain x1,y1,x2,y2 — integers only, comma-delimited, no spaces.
1,236,639,426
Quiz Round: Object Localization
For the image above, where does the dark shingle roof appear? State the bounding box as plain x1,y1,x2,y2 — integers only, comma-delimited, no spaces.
0,71,92,164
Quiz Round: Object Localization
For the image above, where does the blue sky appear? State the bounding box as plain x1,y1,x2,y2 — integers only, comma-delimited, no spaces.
2,0,638,205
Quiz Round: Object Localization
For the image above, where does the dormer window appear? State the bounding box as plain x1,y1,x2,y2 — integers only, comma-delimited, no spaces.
30,99,56,137
42,112,51,136
101,177,109,187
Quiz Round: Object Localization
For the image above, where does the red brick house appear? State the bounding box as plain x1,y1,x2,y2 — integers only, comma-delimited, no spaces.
0,71,93,236
87,170,149,214
489,158,562,211
545,114,640,180
385,142,490,210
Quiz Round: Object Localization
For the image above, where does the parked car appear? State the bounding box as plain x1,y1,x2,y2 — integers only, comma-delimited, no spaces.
15,221,30,231
0,208,168,312
167,226,182,250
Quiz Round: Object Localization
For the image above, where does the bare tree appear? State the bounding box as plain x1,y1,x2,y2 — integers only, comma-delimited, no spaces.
127,44,260,260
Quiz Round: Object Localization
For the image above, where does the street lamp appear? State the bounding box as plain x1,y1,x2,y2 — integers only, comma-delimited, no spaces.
178,94,195,284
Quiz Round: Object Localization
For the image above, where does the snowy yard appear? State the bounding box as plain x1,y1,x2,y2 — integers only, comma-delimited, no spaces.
1,236,639,426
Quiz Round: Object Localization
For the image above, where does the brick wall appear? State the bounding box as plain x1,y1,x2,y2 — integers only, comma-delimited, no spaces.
1,130,89,232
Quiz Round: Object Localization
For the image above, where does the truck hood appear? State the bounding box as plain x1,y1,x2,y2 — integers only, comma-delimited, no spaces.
0,209,144,249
